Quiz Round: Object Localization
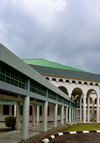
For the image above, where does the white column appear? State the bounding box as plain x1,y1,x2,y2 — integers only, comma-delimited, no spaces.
22,96,30,140
79,98,82,121
61,105,64,125
14,104,16,117
69,107,71,122
54,104,58,127
17,102,21,130
65,107,68,123
37,106,39,123
43,101,48,131
83,94,86,123
87,97,90,122
97,95,99,123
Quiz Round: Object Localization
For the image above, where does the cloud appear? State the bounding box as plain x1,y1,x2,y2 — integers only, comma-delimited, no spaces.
0,0,100,74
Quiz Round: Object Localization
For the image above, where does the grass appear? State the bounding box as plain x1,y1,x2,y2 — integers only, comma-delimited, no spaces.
63,123,100,132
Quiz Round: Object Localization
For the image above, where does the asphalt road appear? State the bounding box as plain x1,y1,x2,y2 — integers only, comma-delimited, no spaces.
49,133,100,143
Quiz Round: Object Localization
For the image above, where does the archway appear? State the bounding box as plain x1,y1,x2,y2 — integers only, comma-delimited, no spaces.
58,86,68,95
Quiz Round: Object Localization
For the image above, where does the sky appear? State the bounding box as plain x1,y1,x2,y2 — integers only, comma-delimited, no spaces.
0,0,100,74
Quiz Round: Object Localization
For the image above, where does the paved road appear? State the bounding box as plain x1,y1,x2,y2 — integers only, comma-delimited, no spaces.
49,133,100,143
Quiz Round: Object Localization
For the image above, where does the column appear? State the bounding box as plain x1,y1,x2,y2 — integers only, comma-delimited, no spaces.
87,97,90,122
22,96,30,140
37,106,39,123
61,105,64,125
14,104,16,117
15,102,21,130
32,105,36,126
79,97,82,121
65,106,68,123
43,101,48,131
17,102,21,130
69,107,71,122
83,94,86,123
54,104,58,127
97,95,99,123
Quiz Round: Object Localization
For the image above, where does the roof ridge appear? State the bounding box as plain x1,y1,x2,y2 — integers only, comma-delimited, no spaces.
23,58,88,73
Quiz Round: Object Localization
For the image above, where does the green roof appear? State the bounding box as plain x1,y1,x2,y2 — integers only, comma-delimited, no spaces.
23,58,87,72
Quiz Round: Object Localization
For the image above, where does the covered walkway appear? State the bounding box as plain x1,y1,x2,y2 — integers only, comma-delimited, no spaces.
0,119,83,143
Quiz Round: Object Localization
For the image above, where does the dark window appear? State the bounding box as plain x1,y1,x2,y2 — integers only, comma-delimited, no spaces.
48,106,49,116
84,82,87,85
66,80,69,83
29,106,32,115
57,107,60,115
21,105,23,115
52,78,56,81
95,83,98,86
72,80,76,83
59,79,63,82
12,105,14,115
46,77,49,80
3,105,9,115
78,81,82,84
90,83,93,85
40,106,42,116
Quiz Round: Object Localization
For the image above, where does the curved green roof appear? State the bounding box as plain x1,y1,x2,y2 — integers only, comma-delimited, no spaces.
23,58,87,72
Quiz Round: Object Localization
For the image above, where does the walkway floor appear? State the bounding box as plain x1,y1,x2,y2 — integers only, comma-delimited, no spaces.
0,120,83,143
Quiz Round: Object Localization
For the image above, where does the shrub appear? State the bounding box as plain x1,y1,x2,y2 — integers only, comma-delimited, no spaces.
5,115,16,130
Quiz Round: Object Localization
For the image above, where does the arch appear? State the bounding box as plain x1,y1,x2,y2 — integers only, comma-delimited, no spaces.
78,81,82,84
52,78,56,81
95,83,98,86
87,89,97,97
90,82,93,85
84,82,88,85
58,86,68,95
65,80,70,83
72,80,76,84
71,87,83,101
59,79,63,82
46,77,49,80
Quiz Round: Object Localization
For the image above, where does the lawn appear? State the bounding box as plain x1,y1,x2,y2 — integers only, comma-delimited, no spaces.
63,123,100,132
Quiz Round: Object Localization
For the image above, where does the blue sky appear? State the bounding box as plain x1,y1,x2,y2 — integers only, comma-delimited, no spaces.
1,0,100,74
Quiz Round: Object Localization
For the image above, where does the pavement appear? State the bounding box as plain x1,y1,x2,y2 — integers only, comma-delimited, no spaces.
0,120,83,143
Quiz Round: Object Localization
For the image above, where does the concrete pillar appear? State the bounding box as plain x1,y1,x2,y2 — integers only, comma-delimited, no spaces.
14,104,16,117
79,98,82,121
32,105,34,126
43,101,48,131
97,95,99,123
83,94,86,123
15,102,21,130
61,105,64,125
65,106,68,123
37,106,39,123
69,107,71,122
22,96,30,140
87,97,90,122
17,102,21,130
54,104,58,127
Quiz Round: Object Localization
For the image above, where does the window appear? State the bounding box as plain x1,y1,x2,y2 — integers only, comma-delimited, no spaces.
39,106,42,116
84,82,87,85
66,80,69,83
12,105,14,115
3,105,9,115
29,106,32,115
52,78,56,81
59,79,63,82
46,77,49,80
48,106,49,116
72,80,76,83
